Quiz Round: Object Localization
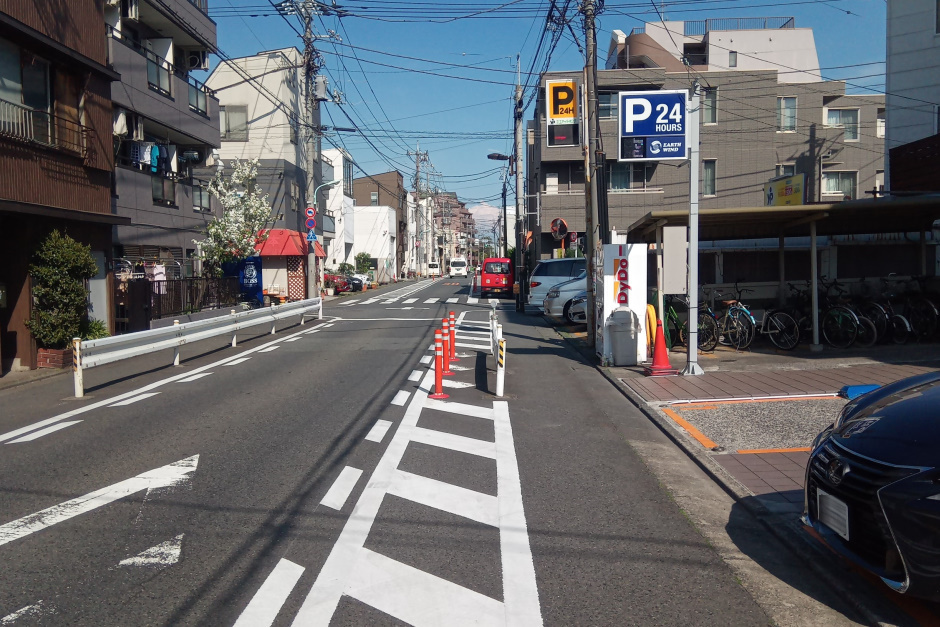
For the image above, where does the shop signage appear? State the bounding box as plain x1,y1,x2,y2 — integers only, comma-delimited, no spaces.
546,79,580,147
618,90,689,161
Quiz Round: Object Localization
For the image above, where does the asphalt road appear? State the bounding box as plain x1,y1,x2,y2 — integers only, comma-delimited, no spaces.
0,277,861,625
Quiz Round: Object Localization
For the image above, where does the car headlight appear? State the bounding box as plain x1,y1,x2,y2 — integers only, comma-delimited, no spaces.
547,288,560,298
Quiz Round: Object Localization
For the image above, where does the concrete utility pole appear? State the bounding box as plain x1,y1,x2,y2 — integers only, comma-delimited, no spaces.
408,142,429,276
514,56,525,312
682,82,704,375
581,0,600,343
299,0,323,300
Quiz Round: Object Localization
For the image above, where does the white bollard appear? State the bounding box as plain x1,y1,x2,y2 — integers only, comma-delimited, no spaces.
173,319,181,366
318,297,323,320
231,309,237,347
270,303,277,335
72,337,83,398
495,338,506,397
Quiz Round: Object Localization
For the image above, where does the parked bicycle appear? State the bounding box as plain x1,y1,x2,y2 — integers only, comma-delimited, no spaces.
885,274,938,341
662,294,720,352
819,278,877,349
703,284,756,351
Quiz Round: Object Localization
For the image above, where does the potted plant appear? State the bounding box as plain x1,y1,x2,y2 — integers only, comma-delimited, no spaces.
26,230,100,368
324,276,335,296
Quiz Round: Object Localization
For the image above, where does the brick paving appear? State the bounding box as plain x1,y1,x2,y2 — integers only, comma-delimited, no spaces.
713,452,809,513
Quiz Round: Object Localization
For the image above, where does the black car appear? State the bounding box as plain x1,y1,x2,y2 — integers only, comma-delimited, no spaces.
345,275,363,292
804,371,940,600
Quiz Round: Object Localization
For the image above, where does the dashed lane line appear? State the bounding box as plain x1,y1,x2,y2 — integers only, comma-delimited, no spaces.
420,356,432,365
319,467,363,511
365,420,393,443
446,297,459,303
6,421,82,444
109,392,161,407
408,370,423,382
233,559,305,627
258,346,280,353
423,298,439,304
391,390,411,406
403,298,418,304
178,373,214,382
224,357,252,367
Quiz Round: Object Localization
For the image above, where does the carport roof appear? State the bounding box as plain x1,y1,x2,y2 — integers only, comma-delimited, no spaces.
626,195,940,243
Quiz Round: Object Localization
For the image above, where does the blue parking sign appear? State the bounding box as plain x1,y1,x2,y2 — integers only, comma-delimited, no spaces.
618,90,689,161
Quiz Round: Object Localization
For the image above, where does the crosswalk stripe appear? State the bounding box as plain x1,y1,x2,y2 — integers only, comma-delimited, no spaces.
424,398,496,420
423,298,439,304
233,559,305,627
409,426,496,459
403,298,417,304
446,297,458,303
386,469,498,526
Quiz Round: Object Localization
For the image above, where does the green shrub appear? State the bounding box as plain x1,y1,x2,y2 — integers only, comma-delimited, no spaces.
337,262,354,275
25,230,99,349
354,252,372,274
80,318,110,340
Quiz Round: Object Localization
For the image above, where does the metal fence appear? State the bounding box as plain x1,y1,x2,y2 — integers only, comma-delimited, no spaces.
150,277,240,320
684,17,794,36
0,98,88,156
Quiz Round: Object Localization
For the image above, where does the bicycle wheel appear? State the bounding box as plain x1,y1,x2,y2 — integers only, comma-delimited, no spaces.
889,314,911,345
822,306,858,348
724,309,755,350
698,312,719,352
854,315,878,348
766,311,799,350
666,315,682,349
906,297,938,341
858,302,888,342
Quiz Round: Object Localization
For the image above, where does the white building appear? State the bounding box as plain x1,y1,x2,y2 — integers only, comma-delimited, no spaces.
321,148,355,270
353,206,398,284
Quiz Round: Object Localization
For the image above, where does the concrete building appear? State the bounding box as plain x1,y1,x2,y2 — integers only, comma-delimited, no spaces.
885,0,940,191
106,0,220,272
321,148,355,270
0,0,125,371
528,17,885,260
352,205,397,284
433,192,474,265
353,171,406,278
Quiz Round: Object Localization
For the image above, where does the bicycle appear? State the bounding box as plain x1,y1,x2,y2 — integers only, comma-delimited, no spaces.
705,284,756,351
876,276,913,344
819,278,877,349
663,294,720,351
893,275,938,341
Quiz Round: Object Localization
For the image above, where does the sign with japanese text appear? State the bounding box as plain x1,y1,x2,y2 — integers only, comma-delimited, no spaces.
546,79,580,147
618,90,689,161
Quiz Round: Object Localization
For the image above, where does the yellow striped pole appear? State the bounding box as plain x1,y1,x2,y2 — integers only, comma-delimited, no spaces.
72,337,83,398
496,338,506,397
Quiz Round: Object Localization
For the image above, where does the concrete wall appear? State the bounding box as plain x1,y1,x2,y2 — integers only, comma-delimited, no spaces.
322,148,355,270
352,206,397,283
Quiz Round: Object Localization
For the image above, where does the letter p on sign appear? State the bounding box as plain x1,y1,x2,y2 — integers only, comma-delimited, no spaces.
547,80,578,125
622,98,651,133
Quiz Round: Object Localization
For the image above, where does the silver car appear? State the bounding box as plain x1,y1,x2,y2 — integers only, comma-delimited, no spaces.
528,258,587,310
542,274,587,322
566,291,588,324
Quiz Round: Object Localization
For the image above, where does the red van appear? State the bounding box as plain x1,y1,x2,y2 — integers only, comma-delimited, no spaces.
480,257,513,298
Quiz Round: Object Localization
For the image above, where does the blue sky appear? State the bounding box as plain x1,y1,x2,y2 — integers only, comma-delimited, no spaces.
210,0,887,225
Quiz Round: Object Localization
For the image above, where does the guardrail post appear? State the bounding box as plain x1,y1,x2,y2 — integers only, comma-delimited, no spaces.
495,338,506,397
231,309,237,347
270,303,277,335
495,323,503,357
72,337,83,398
318,296,323,320
173,320,181,366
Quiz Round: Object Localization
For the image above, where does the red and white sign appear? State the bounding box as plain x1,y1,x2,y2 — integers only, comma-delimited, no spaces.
569,231,578,243
305,207,316,218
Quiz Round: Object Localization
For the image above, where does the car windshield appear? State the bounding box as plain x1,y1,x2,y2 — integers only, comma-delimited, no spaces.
429,263,438,268
451,261,466,268
485,262,510,274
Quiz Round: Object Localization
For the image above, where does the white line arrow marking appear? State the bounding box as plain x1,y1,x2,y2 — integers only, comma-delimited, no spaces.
0,455,199,547
118,534,184,567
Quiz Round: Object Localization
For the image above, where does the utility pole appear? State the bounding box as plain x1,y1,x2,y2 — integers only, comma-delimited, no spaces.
408,142,429,276
581,0,600,343
682,82,705,375
297,0,323,300
514,56,525,312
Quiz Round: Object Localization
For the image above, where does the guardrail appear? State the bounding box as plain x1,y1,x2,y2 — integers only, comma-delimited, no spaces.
71,297,322,397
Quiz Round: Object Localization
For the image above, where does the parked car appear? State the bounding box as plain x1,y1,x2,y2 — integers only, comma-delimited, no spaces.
326,274,352,293
449,257,468,278
480,257,513,298
428,262,442,277
542,271,587,322
803,371,940,601
566,291,588,324
528,258,587,311
345,275,364,291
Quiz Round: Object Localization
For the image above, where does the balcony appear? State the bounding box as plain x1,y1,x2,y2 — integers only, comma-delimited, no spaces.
0,98,89,158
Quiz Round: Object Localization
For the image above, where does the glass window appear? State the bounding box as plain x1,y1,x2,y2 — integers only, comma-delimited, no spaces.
703,159,716,196
188,82,207,115
703,88,717,124
827,108,859,141
152,176,176,205
370,191,378,206
0,37,22,106
776,164,795,177
192,184,210,211
608,162,647,191
822,171,857,200
145,51,171,96
343,160,354,196
729,51,737,68
599,93,617,120
876,108,885,138
220,105,247,141
777,97,796,132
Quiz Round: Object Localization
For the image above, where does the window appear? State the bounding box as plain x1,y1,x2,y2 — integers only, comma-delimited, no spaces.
826,108,859,141
702,88,717,124
542,163,584,194
822,171,857,200
343,160,354,196
777,97,796,132
152,176,176,205
876,108,885,138
145,50,171,96
875,170,884,192
703,159,717,196
608,161,649,191
936,105,940,135
192,184,210,211
219,105,248,141
188,82,207,116
776,164,795,178
728,51,737,68
599,93,617,120
370,191,378,206
936,0,940,34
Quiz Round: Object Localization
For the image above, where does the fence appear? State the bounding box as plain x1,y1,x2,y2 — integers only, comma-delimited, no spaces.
0,98,88,156
150,277,241,320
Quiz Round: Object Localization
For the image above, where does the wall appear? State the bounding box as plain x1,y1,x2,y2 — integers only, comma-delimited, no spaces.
352,206,397,283
886,0,940,150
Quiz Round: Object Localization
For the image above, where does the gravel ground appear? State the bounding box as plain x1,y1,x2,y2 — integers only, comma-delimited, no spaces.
674,398,849,452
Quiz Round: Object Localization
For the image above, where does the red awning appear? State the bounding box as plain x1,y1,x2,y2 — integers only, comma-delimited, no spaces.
313,240,326,258
255,229,308,257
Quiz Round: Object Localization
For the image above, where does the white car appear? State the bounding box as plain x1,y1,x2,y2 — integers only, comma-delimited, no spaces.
542,273,587,321
528,258,587,311
449,258,468,277
428,262,441,277
565,291,588,324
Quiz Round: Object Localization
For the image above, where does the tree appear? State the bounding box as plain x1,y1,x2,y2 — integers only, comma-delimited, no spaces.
26,230,99,349
196,159,273,274
355,252,372,274
337,262,354,275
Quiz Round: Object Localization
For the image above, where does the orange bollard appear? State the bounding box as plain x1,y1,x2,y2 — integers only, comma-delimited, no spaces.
449,311,459,362
441,319,454,376
429,330,449,399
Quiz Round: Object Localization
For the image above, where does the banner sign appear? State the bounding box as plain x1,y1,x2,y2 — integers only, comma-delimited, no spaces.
546,79,580,147
618,90,689,161
764,173,805,206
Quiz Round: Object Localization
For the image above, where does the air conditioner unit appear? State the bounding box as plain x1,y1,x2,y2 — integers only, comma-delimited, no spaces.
186,50,209,71
121,0,138,20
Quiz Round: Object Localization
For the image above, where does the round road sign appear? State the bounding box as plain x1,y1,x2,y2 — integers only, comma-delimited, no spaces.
305,207,315,218
305,217,316,230
569,231,578,243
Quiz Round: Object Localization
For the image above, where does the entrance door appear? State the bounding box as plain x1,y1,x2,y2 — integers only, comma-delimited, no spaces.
287,257,305,300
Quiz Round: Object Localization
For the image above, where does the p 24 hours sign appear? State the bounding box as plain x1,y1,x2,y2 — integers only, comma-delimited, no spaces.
618,90,689,162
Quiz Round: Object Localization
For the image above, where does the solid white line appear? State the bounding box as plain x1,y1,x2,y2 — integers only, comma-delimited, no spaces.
319,467,363,511
258,346,280,353
446,297,459,303
0,456,199,547
408,370,423,381
283,337,302,343
423,298,439,304
224,357,251,366
403,298,417,304
233,558,306,627
6,421,82,444
109,392,161,407
387,469,498,526
424,398,495,420
391,390,410,406
365,420,393,443
409,426,497,459
420,355,432,365
324,323,335,328
178,372,214,382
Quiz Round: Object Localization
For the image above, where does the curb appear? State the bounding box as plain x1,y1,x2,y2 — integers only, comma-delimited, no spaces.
549,325,910,627
0,367,69,393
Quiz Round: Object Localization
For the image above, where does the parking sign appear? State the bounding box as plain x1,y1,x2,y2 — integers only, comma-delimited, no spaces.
546,79,580,147
618,90,689,161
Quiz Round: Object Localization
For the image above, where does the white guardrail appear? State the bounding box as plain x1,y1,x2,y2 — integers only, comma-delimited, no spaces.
71,297,322,397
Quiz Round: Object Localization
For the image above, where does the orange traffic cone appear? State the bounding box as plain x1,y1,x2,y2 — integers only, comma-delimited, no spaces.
645,320,679,376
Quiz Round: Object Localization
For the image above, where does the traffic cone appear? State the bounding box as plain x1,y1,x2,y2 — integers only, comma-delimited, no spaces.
645,320,679,376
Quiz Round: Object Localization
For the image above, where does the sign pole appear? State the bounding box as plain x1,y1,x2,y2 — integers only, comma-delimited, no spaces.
682,82,704,376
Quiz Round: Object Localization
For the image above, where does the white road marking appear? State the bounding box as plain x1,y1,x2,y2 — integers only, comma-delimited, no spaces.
448,364,471,371
119,534,183,567
224,357,252,366
383,299,399,304
233,559,305,627
443,380,474,389
420,355,432,365
365,420,393,443
387,469,497,526
424,398,495,420
391,390,411,406
109,392,161,407
1,601,52,624
305,328,322,334
409,426,496,459
362,298,381,304
427,344,436,351
319,467,363,510
403,298,418,304
456,341,491,350
324,323,335,328
6,421,82,444
423,298,439,304
446,297,459,303
178,372,214,382
0,456,199,547
408,370,423,382
259,346,280,353
467,297,479,304
457,330,491,337
489,298,499,304
283,337,302,342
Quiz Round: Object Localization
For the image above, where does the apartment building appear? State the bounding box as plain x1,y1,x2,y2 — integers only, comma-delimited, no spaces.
0,0,125,371
353,171,406,277
106,0,220,273
322,147,355,270
528,18,885,258
431,192,474,265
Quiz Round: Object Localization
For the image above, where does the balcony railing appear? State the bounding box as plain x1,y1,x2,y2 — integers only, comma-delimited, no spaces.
0,98,88,157
188,0,209,14
685,17,794,36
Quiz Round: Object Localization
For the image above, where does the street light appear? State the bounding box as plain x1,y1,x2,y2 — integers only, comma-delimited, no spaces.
486,153,511,257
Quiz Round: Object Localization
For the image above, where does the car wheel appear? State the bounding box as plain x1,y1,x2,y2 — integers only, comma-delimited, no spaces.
564,301,579,325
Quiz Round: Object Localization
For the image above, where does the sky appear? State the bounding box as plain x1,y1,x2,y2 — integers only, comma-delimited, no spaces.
209,0,888,231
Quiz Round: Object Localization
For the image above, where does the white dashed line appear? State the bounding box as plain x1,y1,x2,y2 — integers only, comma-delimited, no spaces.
423,298,439,304
420,356,432,365
391,390,411,406
446,297,458,303
365,420,393,443
259,346,280,353
403,298,418,304
224,357,252,366
109,392,161,407
408,370,422,382
6,421,82,444
319,467,363,510
284,337,302,343
178,372,214,382
233,559,306,627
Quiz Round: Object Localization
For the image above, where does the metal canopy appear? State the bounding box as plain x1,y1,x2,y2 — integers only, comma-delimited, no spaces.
627,195,940,243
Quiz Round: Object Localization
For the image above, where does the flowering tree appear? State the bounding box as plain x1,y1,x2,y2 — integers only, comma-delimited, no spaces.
196,159,273,274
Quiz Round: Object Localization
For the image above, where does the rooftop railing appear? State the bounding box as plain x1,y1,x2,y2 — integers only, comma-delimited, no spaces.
685,17,794,36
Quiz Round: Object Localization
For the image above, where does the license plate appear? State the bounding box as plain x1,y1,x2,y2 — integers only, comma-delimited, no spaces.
817,488,850,541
